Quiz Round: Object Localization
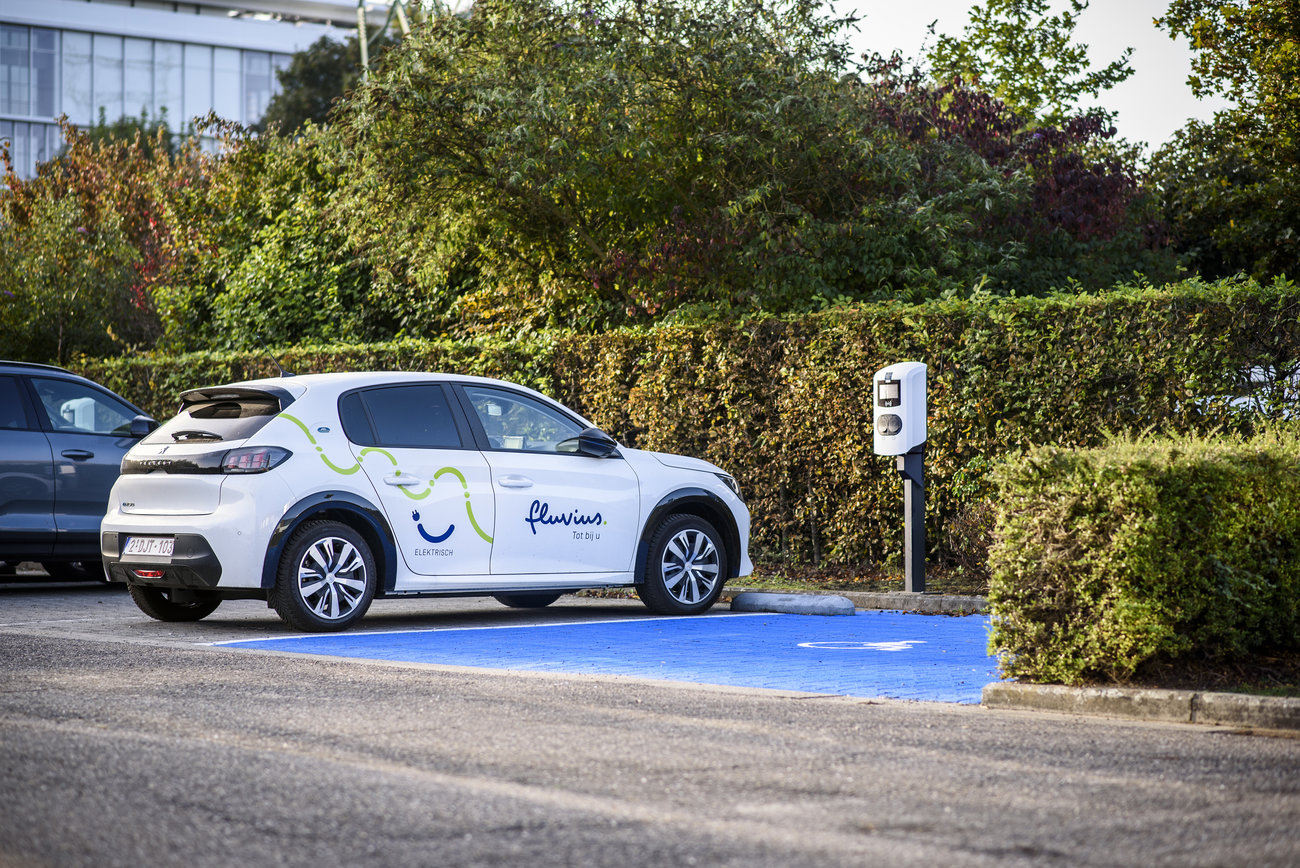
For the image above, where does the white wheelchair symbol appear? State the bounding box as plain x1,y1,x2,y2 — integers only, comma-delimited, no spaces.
798,641,926,652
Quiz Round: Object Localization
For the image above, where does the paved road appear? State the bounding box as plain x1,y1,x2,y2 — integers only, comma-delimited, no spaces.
3,582,1300,867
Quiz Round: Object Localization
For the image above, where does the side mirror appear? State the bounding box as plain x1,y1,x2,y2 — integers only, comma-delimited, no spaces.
129,415,159,439
575,427,619,459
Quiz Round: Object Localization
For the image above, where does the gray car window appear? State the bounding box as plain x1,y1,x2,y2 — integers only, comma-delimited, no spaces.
30,377,135,436
463,386,582,453
0,376,32,429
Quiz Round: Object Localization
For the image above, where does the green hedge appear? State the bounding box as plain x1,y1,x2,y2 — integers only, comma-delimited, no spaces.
76,276,1300,570
987,432,1300,684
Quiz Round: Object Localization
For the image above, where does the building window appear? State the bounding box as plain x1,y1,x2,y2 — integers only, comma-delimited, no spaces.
183,42,211,124
243,50,270,123
62,31,92,126
92,34,124,124
32,29,57,118
154,40,182,127
213,46,240,121
1,24,30,116
124,38,152,120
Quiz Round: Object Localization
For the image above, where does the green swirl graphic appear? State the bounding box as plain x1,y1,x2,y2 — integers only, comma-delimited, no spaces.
278,412,493,543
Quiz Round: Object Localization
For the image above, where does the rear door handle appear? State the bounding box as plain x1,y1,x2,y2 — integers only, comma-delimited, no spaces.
61,449,94,461
497,474,533,489
384,475,422,487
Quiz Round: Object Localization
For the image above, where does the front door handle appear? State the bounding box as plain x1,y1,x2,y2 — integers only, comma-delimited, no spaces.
497,474,533,489
384,475,422,487
61,449,94,461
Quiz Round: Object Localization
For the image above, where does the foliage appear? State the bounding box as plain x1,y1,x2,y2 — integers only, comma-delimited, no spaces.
987,431,1300,684
1157,0,1300,145
260,35,398,133
0,119,191,362
84,108,184,159
928,0,1134,128
330,0,1172,337
152,119,377,353
77,276,1300,575
1152,0,1300,280
0,197,142,364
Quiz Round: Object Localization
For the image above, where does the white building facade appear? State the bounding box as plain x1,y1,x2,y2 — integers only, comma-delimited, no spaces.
0,0,390,176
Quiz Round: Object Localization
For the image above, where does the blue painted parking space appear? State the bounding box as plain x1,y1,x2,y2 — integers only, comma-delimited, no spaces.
218,610,1000,704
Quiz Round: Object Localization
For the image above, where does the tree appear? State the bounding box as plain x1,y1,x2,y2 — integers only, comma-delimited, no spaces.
0,197,141,364
154,119,378,352
260,34,396,133
1158,0,1300,146
928,0,1134,128
331,0,1167,334
0,119,190,362
1151,0,1300,279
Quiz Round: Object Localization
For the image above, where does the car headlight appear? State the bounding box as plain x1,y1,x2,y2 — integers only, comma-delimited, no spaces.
715,472,743,502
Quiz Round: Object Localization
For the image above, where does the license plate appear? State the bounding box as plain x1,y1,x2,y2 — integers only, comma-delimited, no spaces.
123,536,174,559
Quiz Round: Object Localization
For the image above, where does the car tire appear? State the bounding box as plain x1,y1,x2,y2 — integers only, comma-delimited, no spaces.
270,520,377,632
42,560,106,582
636,513,727,615
128,584,221,622
492,592,564,609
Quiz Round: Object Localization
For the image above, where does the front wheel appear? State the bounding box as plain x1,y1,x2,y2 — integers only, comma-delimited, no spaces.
128,584,221,622
636,514,727,615
270,520,377,632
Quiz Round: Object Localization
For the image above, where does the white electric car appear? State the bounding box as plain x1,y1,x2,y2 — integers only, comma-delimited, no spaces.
101,372,751,631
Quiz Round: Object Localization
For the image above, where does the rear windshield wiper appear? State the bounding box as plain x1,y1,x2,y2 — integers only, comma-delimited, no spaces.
171,429,222,442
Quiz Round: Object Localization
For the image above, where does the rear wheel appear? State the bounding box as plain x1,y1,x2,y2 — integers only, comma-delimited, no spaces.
128,584,221,622
492,592,563,609
270,520,376,632
636,514,727,615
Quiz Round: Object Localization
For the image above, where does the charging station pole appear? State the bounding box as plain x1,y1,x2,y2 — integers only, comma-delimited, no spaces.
896,447,925,593
873,362,927,594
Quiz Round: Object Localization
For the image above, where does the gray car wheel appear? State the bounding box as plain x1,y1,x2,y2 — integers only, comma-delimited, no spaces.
636,514,727,615
271,520,376,632
128,584,221,622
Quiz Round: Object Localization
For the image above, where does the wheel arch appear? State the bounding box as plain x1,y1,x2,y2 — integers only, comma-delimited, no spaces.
261,492,398,593
635,488,742,584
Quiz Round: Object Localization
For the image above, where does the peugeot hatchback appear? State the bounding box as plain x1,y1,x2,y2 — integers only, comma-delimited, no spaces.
101,372,751,631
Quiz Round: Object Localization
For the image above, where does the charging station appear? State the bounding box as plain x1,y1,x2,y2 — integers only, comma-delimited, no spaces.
873,362,927,593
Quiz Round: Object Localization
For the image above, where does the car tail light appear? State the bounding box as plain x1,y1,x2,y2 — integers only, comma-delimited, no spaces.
221,446,292,474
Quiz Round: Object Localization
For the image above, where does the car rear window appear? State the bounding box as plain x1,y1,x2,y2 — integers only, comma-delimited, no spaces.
143,396,281,445
340,384,463,449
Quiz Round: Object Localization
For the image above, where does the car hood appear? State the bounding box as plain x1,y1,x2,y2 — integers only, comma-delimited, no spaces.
648,451,725,475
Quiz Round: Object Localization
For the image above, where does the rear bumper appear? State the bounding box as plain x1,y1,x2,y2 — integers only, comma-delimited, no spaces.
101,531,222,589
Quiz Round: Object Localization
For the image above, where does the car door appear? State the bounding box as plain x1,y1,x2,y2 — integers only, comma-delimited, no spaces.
455,384,640,577
340,383,496,586
0,375,55,560
27,375,141,559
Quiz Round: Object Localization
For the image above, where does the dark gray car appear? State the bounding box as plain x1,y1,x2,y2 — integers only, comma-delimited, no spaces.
0,362,156,580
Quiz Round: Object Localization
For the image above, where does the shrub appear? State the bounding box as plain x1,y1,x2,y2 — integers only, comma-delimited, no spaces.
987,431,1300,684
77,276,1300,574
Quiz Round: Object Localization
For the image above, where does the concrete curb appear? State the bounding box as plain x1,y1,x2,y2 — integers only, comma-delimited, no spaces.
723,587,986,615
982,682,1300,731
730,591,856,616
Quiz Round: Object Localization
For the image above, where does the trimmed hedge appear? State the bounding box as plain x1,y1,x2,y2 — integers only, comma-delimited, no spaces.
987,432,1300,684
76,276,1300,570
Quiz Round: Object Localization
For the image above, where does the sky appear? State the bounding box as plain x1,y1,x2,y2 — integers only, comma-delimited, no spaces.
836,0,1233,151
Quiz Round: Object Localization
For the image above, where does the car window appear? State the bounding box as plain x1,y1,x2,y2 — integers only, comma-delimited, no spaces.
0,376,33,429
343,385,462,449
463,386,583,453
30,377,136,436
143,395,280,445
